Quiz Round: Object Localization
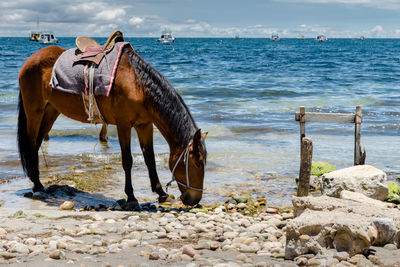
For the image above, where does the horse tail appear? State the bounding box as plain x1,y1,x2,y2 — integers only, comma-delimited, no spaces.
17,92,35,176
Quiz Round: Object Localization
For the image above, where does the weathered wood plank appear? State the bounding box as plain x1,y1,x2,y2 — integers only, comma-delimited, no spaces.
295,112,355,123
354,106,363,165
297,137,313,197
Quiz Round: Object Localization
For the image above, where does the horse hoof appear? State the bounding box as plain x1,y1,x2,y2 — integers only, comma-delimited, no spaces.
126,201,142,211
32,191,48,200
158,194,169,203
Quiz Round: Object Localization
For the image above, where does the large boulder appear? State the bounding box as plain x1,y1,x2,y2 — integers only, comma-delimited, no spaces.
285,210,376,259
321,165,388,200
285,193,400,259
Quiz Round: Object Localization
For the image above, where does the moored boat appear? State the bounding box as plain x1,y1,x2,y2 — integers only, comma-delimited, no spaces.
316,35,327,42
157,31,175,45
271,34,280,41
38,32,58,44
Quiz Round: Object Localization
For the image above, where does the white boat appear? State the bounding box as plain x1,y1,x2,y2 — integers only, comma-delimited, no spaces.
157,31,175,44
360,36,365,40
38,32,58,44
234,35,240,40
298,34,305,40
271,34,280,41
316,35,327,42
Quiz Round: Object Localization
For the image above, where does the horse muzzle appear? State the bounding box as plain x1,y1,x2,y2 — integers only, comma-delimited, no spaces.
181,191,202,206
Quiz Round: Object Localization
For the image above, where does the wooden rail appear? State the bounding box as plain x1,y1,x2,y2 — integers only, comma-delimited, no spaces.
295,106,366,196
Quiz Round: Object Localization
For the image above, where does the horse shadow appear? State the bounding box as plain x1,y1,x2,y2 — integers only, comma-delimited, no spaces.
17,185,159,212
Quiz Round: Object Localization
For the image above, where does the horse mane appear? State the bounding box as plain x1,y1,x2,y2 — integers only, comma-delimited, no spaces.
124,47,197,148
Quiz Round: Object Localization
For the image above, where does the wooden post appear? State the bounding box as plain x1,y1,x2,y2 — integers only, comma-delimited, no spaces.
297,137,313,197
354,106,363,165
299,106,306,142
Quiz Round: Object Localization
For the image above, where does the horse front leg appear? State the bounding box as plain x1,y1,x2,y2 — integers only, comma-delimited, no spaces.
135,123,169,203
117,123,141,211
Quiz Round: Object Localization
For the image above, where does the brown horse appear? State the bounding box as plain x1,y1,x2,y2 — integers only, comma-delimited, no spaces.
18,45,207,210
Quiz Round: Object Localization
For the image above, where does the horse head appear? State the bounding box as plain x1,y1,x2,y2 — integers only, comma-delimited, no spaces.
169,129,207,206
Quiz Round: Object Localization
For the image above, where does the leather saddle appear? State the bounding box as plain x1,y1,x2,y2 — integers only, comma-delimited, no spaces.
74,30,124,65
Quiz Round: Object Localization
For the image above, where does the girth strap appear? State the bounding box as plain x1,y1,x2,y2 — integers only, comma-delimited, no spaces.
82,62,105,124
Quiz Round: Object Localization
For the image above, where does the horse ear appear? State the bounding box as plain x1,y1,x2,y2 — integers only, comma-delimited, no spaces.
192,129,202,155
193,129,202,143
202,132,208,140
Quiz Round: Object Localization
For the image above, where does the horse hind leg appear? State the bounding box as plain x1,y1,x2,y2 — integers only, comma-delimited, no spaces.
17,93,45,192
36,103,60,149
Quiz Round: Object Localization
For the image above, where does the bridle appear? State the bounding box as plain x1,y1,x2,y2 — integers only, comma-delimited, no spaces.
165,140,204,193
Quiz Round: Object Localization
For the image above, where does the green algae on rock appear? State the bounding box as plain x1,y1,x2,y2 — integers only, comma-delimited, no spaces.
311,161,335,177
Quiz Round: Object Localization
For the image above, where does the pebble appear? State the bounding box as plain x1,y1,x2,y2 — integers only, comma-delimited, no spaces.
0,202,396,267
182,244,196,257
148,251,160,260
49,250,62,260
334,251,349,261
60,201,74,210
295,257,308,266
11,242,29,254
299,234,310,242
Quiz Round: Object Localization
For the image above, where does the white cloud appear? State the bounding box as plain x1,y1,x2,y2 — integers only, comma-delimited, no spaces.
129,16,144,26
94,9,126,21
274,0,400,10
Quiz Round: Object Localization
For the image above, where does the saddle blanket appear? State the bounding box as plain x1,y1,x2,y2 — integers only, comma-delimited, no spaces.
50,42,131,96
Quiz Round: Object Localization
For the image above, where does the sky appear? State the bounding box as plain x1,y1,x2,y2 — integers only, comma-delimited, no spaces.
0,0,399,38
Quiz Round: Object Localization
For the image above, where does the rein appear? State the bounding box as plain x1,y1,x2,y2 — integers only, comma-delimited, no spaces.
165,141,204,193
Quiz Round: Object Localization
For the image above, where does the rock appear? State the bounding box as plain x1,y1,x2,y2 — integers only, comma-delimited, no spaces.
285,209,374,259
239,244,258,253
179,230,189,239
209,241,220,250
373,218,396,245
223,231,237,239
383,243,397,250
182,245,196,257
321,165,388,200
340,190,392,208
266,208,278,214
49,240,57,250
349,254,372,267
233,194,250,203
25,238,36,246
309,175,322,191
305,258,320,266
11,243,30,254
148,251,160,260
292,194,400,247
60,201,74,210
237,203,247,209
57,242,68,249
49,250,62,260
247,224,263,233
194,239,210,250
254,262,267,267
299,234,310,242
295,257,308,266
334,251,349,261
180,254,192,261
0,252,18,259
0,228,7,235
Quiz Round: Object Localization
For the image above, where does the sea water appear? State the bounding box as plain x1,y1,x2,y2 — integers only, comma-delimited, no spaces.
0,37,399,207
